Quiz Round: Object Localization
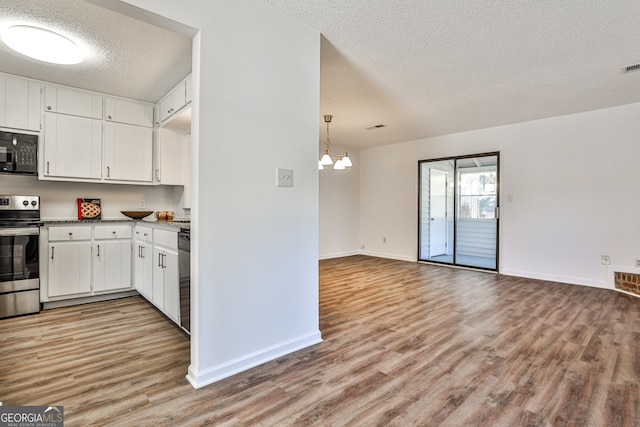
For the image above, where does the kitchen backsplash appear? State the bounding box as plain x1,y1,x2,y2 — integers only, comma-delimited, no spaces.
3,174,188,220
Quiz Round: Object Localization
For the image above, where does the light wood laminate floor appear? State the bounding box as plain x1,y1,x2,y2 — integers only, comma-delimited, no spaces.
2,255,640,426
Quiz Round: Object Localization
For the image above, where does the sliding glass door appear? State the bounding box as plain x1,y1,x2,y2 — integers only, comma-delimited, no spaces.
419,153,499,271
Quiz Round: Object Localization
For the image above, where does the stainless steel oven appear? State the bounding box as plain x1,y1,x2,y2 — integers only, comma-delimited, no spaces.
0,195,41,318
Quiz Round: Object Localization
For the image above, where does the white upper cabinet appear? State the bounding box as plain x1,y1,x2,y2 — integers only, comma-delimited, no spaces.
155,127,186,185
158,75,191,125
104,122,153,182
43,113,102,180
0,75,42,131
105,97,154,127
159,81,186,123
45,86,103,119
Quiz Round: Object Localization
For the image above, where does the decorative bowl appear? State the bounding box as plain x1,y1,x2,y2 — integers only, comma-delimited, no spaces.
120,210,154,220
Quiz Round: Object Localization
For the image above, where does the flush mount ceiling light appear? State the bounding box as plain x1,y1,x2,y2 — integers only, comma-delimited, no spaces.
1,25,83,64
319,114,353,171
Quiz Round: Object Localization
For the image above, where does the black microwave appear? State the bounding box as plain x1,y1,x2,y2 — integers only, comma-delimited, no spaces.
0,130,38,175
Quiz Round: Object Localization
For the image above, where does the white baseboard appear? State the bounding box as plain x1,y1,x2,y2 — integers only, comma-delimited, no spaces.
500,269,608,289
359,250,416,263
186,330,322,389
319,250,360,260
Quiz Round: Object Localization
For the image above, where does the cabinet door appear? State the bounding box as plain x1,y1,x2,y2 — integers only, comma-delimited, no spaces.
171,81,186,112
104,122,153,182
134,241,153,299
1,77,42,131
48,242,92,297
163,250,179,323
152,247,165,309
159,81,187,123
156,127,185,185
94,241,132,292
159,95,174,123
45,86,102,119
105,97,153,127
43,113,102,179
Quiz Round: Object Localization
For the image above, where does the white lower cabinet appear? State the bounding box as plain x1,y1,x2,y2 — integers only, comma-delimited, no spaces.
94,225,133,293
153,246,179,322
134,226,180,326
43,224,133,300
48,241,92,297
134,240,153,299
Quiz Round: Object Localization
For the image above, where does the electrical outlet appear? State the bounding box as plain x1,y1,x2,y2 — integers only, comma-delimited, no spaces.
277,168,293,187
601,255,610,265
139,200,145,208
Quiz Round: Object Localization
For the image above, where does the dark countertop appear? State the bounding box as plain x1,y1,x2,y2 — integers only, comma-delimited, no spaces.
41,218,191,231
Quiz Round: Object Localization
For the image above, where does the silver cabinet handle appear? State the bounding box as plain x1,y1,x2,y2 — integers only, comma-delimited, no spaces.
46,161,50,174
47,106,51,110
162,253,167,269
155,169,160,180
158,252,162,267
106,166,110,178
108,115,112,120
68,232,73,237
51,246,55,260
97,244,100,257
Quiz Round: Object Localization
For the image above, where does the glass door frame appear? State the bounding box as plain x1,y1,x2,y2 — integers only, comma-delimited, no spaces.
418,151,500,272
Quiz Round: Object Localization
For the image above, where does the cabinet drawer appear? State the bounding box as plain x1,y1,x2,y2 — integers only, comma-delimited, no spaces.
95,225,132,239
134,226,153,243
49,226,92,241
154,229,177,249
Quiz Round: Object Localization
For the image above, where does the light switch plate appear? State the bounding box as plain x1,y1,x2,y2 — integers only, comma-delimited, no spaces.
277,168,293,187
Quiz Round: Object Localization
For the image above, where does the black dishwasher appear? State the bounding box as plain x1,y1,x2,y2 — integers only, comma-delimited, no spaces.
178,229,190,333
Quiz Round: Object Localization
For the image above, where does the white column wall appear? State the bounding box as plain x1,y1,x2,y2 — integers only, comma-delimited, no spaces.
124,0,322,388
359,102,640,289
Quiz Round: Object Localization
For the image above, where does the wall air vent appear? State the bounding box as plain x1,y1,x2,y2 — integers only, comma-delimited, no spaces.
622,63,640,73
366,124,386,130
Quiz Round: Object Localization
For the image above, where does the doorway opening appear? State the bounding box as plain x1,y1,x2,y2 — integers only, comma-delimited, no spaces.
418,152,499,271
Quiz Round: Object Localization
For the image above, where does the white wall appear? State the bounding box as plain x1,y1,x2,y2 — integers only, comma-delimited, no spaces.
319,143,360,259
123,0,322,388
2,174,177,219
359,102,640,289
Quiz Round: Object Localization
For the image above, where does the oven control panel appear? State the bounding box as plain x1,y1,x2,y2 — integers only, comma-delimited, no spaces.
0,195,39,210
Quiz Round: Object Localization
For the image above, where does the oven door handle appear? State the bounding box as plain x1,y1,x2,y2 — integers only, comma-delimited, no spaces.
0,227,40,236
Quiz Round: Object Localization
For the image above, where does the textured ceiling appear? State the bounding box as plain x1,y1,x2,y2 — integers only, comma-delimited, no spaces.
263,0,640,149
0,0,192,103
1,1,639,149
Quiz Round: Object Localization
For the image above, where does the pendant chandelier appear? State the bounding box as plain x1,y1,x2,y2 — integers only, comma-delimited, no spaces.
319,114,353,170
